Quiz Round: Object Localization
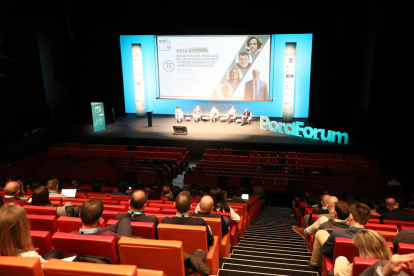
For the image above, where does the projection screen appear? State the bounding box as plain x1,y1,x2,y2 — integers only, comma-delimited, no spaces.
156,35,271,101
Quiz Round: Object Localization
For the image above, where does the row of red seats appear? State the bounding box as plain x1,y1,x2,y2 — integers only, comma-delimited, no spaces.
0,256,165,276
201,154,377,170
205,148,367,161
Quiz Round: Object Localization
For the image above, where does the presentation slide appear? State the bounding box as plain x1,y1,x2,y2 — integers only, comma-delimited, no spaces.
157,35,271,101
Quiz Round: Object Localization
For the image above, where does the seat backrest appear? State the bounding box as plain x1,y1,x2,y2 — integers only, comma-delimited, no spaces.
383,219,414,229
27,214,58,235
30,230,53,256
352,257,380,276
157,223,208,253
201,217,222,238
365,222,398,232
118,237,185,276
397,243,414,254
23,205,57,216
51,232,118,264
43,258,141,276
57,216,105,233
0,256,43,276
107,220,155,239
333,237,358,263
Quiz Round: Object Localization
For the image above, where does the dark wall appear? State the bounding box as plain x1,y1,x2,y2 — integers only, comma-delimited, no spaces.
1,2,409,187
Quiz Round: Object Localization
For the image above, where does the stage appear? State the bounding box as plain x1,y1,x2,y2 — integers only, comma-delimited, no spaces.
68,114,362,155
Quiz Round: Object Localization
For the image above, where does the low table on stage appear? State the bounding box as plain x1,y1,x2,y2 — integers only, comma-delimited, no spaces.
201,116,210,122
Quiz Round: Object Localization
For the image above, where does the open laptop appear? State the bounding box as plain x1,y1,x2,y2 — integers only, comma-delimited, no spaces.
241,194,249,200
61,189,77,198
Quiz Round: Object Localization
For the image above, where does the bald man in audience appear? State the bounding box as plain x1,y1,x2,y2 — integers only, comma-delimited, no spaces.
380,198,414,223
304,194,331,227
115,190,159,238
2,181,27,206
162,191,214,247
190,195,229,237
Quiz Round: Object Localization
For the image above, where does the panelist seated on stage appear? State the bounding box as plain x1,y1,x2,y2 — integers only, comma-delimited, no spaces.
193,104,201,122
227,106,236,123
175,105,183,123
240,109,252,126
210,106,219,123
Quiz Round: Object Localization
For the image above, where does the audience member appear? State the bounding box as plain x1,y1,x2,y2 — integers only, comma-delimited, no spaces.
306,194,331,225
253,182,265,195
30,178,44,193
115,190,159,238
91,179,103,193
113,179,131,196
190,195,229,236
334,229,393,276
0,203,63,267
73,198,132,245
190,183,202,196
72,180,82,191
168,186,181,201
148,189,161,200
2,181,27,206
308,202,371,271
380,198,414,222
293,199,348,240
359,253,414,276
195,187,240,223
226,188,250,212
162,184,173,199
31,186,58,207
162,191,214,247
390,228,414,253
47,178,66,199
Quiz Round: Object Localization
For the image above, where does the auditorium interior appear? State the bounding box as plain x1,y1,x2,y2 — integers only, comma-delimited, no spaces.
0,2,411,276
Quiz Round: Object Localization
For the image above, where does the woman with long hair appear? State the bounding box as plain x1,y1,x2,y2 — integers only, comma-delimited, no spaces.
334,229,393,276
31,186,57,207
0,203,63,265
201,187,240,223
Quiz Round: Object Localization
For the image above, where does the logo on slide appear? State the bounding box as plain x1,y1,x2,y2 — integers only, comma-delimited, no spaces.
163,60,175,72
159,39,171,51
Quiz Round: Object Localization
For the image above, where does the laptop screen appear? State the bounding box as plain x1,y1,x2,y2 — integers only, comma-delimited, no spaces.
241,194,249,200
61,189,77,198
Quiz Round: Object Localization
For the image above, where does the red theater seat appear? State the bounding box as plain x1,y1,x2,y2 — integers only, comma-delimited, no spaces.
23,205,57,216
0,256,43,276
43,258,164,276
51,232,118,264
107,219,155,239
27,214,58,235
202,216,230,258
118,237,186,276
30,230,53,256
157,223,220,275
57,216,105,233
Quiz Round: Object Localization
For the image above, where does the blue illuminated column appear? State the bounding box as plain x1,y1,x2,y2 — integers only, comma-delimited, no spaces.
282,42,296,121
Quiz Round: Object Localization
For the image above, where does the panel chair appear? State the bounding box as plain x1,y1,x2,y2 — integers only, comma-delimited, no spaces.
43,258,165,276
157,223,220,275
0,256,43,276
118,237,186,276
51,232,119,264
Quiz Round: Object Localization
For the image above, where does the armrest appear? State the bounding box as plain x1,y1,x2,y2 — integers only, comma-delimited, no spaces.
221,228,231,258
322,256,334,276
238,215,244,238
206,236,219,275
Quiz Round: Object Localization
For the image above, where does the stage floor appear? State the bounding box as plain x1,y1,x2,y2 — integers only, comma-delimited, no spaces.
69,114,361,154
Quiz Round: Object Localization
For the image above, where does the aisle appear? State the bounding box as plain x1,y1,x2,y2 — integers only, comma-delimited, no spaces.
218,206,318,276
